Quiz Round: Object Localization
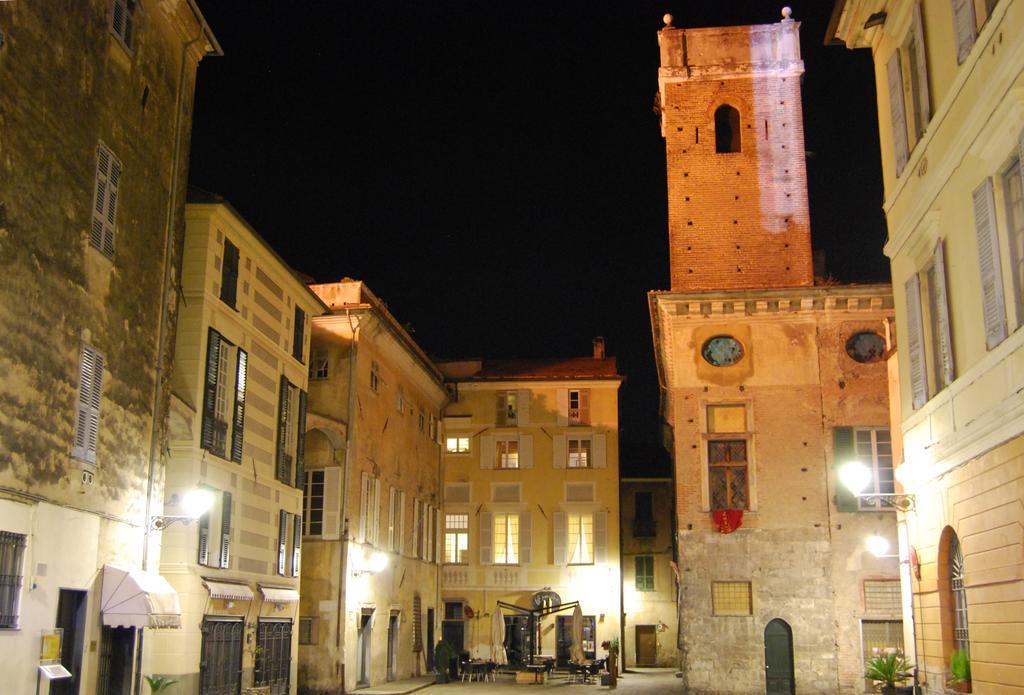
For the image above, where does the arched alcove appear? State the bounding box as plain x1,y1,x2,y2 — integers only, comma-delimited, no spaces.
715,104,741,153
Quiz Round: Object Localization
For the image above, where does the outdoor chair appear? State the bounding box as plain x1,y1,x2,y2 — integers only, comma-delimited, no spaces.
566,662,583,684
585,661,601,683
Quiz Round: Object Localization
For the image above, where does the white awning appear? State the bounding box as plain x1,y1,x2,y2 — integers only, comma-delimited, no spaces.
101,564,181,629
260,586,300,603
204,580,255,601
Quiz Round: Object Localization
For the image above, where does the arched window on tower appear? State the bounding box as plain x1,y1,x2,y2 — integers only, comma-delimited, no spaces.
715,105,741,153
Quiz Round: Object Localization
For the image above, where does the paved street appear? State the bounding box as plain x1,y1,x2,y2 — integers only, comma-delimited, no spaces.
367,668,682,694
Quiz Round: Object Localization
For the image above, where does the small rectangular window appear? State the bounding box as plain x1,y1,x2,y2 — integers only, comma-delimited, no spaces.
635,555,655,591
298,617,318,645
444,601,464,620
293,307,306,363
310,347,329,381
496,439,519,469
370,361,380,394
303,470,325,536
396,385,405,414
446,437,470,454
220,239,239,309
497,391,518,425
567,438,592,468
711,581,752,616
110,0,138,50
864,579,902,615
0,531,27,628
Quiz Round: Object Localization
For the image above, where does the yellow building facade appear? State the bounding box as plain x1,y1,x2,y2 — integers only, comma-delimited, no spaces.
438,350,622,669
153,194,325,694
830,0,1024,691
298,280,448,693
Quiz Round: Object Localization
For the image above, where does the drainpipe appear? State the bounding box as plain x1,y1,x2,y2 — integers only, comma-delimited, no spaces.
336,309,360,693
136,28,203,695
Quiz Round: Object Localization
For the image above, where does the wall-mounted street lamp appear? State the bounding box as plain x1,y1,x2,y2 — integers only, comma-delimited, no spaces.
150,488,215,530
352,550,388,576
838,462,916,512
865,534,897,558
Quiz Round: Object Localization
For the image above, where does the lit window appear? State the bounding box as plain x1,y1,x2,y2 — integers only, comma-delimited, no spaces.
498,391,518,425
446,437,470,454
496,439,519,469
567,513,593,565
494,514,519,564
855,428,894,510
711,581,752,616
567,438,591,468
444,514,469,564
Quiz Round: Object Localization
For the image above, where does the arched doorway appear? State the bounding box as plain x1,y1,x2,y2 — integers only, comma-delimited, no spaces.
764,618,795,695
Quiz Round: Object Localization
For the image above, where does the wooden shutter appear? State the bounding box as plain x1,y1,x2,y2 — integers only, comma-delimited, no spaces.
518,389,530,425
359,472,369,543
322,467,342,540
553,435,567,469
905,274,929,409
479,511,493,564
388,487,397,549
90,143,119,257
496,392,507,426
292,514,302,577
480,435,495,469
221,239,239,308
833,428,859,512
552,512,567,565
219,491,232,568
932,240,955,387
230,349,247,463
579,389,591,425
412,498,421,557
372,478,381,546
294,390,308,486
436,507,442,563
593,434,607,469
73,344,104,464
519,511,532,565
200,329,222,453
275,376,291,483
912,2,931,126
887,52,909,177
278,510,288,575
594,511,608,563
197,509,211,565
953,0,976,64
519,434,534,469
556,389,569,425
398,491,406,554
974,179,1007,349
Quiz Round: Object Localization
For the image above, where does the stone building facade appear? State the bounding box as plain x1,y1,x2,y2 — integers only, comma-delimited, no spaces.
830,0,1024,691
437,350,622,670
152,195,325,694
649,14,899,695
298,280,447,694
0,2,218,693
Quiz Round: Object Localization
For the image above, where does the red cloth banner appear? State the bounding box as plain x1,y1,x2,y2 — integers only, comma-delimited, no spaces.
712,509,743,534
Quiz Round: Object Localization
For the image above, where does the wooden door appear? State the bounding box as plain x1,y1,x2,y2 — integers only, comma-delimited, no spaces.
764,618,795,695
635,625,657,666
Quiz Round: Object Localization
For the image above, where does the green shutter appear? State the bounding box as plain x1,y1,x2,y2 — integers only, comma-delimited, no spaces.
833,427,859,512
292,514,302,577
230,349,247,463
219,491,232,568
198,510,210,566
278,510,288,576
295,390,307,488
200,329,221,452
275,376,290,484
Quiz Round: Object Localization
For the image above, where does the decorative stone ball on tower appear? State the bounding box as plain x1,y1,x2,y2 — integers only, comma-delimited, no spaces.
655,7,813,291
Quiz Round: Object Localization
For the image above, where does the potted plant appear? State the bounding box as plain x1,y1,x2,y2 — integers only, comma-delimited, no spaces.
144,676,179,694
865,652,913,694
433,640,457,684
948,648,971,693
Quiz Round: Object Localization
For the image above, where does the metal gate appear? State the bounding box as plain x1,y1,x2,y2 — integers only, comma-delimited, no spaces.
255,619,292,695
200,618,244,695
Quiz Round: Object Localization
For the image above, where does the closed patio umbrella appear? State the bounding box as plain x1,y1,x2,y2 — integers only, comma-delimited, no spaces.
492,604,508,664
570,604,585,663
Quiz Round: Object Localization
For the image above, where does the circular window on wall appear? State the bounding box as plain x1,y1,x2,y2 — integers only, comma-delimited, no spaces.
846,331,886,363
701,335,744,367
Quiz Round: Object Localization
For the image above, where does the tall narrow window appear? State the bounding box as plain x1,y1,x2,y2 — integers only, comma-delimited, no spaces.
567,513,594,565
444,514,469,564
496,439,519,469
293,307,306,362
220,239,240,309
310,347,329,381
72,344,105,465
567,438,591,468
0,531,27,628
706,404,750,511
110,0,138,50
633,491,655,537
275,378,306,486
635,555,655,591
567,389,590,425
714,105,741,153
1003,158,1024,323
854,428,894,510
950,533,970,653
497,391,518,425
303,470,325,536
493,514,519,564
90,143,121,258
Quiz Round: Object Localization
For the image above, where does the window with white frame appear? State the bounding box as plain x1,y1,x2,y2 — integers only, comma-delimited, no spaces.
72,343,105,465
568,389,589,425
309,347,329,381
110,0,138,50
445,514,469,564
198,489,232,569
446,437,470,454
497,391,518,426
0,531,27,628
90,142,120,258
495,438,519,469
705,404,750,511
635,555,655,591
277,510,302,577
303,470,325,536
567,438,592,468
567,513,594,565
494,513,519,564
855,428,895,510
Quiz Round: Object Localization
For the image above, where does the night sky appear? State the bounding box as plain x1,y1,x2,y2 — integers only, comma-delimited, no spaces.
187,1,888,450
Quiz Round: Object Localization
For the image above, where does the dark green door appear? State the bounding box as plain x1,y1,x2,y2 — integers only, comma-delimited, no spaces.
764,618,795,695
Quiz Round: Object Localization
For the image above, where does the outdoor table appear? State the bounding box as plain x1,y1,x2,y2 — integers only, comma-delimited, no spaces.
523,664,547,683
462,660,489,682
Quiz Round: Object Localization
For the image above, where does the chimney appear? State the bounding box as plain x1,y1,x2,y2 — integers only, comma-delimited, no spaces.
593,336,605,359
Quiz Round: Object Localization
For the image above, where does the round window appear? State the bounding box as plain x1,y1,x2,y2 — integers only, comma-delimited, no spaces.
846,331,886,363
701,335,744,367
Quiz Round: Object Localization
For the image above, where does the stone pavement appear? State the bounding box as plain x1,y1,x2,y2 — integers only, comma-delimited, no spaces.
359,668,681,694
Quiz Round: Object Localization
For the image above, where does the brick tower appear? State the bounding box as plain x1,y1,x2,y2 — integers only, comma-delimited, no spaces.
657,9,813,291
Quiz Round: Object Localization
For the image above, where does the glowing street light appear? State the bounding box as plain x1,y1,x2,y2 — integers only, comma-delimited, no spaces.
838,462,916,512
151,487,215,530
865,534,892,558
